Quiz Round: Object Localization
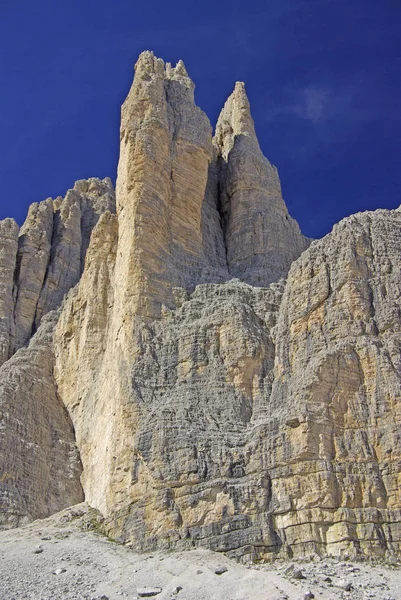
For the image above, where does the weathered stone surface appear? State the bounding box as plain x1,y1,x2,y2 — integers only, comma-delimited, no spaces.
51,54,401,561
0,178,115,529
9,177,115,355
214,81,310,286
34,177,115,329
116,51,227,321
12,199,54,353
55,275,283,556
1,51,400,564
265,209,401,558
0,218,19,366
54,211,119,514
0,311,83,529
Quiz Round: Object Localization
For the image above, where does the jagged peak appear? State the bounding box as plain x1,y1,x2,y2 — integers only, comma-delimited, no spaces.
214,80,258,159
133,51,194,92
165,58,194,92
73,177,114,196
134,50,165,80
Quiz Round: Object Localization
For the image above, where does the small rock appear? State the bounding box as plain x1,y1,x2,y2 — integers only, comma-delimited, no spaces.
137,588,162,598
33,546,43,554
303,592,314,600
284,564,295,576
196,570,203,575
323,576,332,583
53,568,66,575
335,579,352,591
292,568,306,580
214,566,228,575
172,587,182,595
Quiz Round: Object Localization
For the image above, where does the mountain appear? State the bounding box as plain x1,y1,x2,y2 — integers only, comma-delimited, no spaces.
0,51,400,562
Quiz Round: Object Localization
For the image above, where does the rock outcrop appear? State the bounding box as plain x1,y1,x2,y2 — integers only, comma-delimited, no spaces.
0,51,400,563
0,219,19,365
0,311,83,529
0,178,116,364
0,178,114,525
116,51,228,321
266,209,401,558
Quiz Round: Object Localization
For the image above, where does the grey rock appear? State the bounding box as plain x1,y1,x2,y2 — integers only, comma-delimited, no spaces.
172,586,182,594
0,218,19,366
292,568,306,580
137,588,162,597
12,198,54,353
0,312,83,529
335,579,352,591
0,50,401,566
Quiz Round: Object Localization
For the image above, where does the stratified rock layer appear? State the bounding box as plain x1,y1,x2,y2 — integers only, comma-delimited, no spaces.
0,312,83,529
52,53,308,557
55,275,284,557
266,209,401,558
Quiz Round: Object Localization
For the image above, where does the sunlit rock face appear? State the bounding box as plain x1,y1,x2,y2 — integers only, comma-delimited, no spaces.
266,209,401,558
1,51,400,562
0,178,114,525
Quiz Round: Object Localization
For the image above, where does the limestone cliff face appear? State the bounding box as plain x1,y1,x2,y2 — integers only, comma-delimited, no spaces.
0,178,114,526
1,51,400,562
55,274,284,558
116,51,227,321
1,177,116,363
0,311,83,529
0,219,19,365
51,52,309,558
265,209,401,558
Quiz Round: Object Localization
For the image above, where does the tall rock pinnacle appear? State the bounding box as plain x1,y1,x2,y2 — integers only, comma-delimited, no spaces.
115,50,227,321
215,81,310,286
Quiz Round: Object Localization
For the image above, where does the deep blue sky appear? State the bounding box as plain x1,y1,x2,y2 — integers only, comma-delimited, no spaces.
0,0,400,238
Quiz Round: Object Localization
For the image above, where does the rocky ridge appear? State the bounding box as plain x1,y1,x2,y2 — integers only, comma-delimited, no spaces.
0,51,400,563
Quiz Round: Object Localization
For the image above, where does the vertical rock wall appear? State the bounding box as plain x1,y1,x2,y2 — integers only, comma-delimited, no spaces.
0,312,83,529
51,53,318,561
0,178,115,527
0,177,115,365
0,219,19,365
115,51,228,322
264,209,401,558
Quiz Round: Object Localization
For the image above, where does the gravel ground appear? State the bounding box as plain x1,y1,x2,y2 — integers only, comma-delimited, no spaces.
1,504,400,600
